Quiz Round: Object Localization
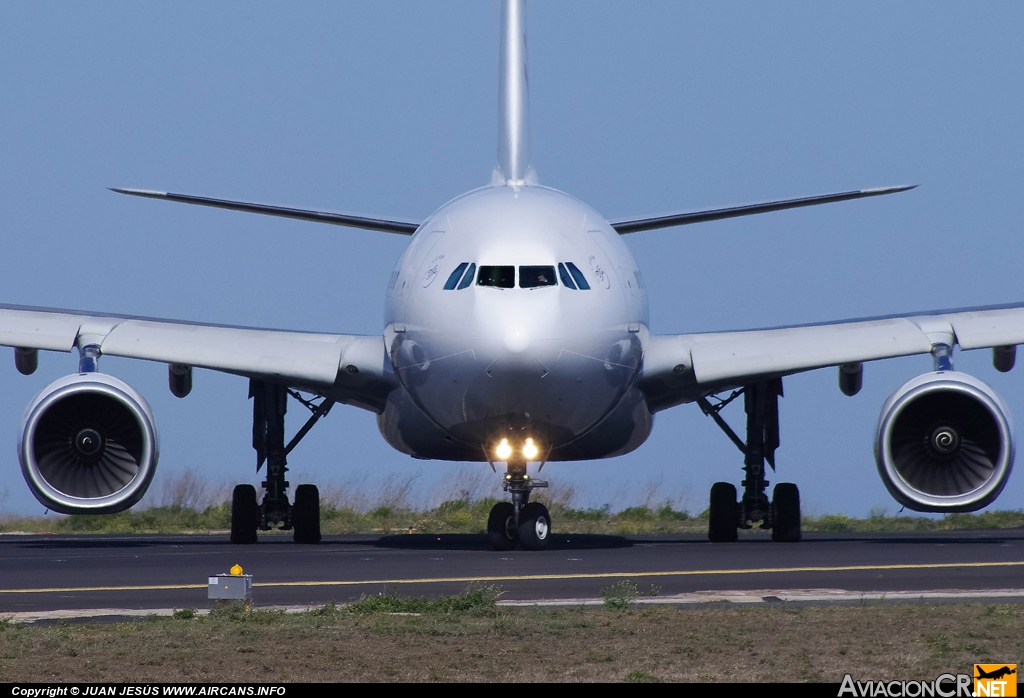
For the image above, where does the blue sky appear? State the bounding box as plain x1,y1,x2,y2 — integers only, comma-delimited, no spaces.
1,1,1023,517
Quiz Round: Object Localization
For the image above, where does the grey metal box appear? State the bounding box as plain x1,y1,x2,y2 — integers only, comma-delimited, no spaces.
208,574,252,600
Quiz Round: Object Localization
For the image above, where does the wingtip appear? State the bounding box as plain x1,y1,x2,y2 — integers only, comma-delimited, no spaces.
864,184,918,195
109,187,166,197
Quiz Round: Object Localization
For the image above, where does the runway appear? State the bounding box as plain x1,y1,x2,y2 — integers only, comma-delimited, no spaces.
1,529,1023,615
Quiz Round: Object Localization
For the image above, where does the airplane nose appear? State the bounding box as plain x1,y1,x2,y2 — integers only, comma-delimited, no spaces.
504,325,531,354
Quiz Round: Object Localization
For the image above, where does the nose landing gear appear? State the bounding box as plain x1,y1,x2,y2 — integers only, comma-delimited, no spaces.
487,459,551,550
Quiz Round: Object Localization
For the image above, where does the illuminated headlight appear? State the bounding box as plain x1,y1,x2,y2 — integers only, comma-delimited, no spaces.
495,438,512,460
522,438,539,460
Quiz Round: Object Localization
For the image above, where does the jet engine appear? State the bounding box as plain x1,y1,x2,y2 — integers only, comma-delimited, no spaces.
875,371,1013,512
19,373,159,515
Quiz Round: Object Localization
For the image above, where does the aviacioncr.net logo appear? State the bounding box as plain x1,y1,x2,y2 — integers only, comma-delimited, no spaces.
839,674,973,697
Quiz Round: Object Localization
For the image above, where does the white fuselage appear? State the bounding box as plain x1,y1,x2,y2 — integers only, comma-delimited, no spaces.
377,184,654,462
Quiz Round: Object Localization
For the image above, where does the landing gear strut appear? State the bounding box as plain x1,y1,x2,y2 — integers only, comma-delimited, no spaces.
230,380,333,545
487,459,551,550
698,378,801,543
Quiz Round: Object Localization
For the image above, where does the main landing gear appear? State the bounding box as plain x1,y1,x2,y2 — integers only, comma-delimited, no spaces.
698,378,801,543
487,459,551,551
230,380,334,545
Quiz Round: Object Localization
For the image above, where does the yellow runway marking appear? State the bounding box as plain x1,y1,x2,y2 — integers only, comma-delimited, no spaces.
2,560,1022,594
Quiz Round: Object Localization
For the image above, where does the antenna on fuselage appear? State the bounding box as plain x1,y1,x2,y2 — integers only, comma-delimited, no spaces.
495,0,537,187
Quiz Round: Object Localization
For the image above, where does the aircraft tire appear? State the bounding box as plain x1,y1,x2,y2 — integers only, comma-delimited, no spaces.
771,483,801,542
708,482,738,542
230,484,259,545
293,484,322,544
518,502,551,551
488,502,517,551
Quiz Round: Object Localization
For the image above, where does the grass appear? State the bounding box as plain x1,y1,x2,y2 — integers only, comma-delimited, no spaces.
3,497,1023,536
601,580,640,610
342,585,501,615
2,468,1023,535
0,597,1021,682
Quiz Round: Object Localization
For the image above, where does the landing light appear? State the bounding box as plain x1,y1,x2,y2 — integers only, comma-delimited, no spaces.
495,438,512,460
522,438,539,460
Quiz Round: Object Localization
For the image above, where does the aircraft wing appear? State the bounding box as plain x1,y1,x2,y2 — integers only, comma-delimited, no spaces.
111,188,421,236
0,304,397,412
639,303,1024,412
610,185,915,234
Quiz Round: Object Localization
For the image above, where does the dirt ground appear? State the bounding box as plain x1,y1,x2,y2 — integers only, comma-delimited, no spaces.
1,602,1020,683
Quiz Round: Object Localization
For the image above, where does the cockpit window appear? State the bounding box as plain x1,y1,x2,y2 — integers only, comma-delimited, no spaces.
443,262,469,290
519,266,556,289
558,263,576,289
566,262,591,290
457,263,476,290
477,265,515,288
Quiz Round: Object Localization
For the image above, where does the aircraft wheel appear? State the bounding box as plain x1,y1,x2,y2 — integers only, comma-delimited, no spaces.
518,502,551,551
230,484,259,544
708,482,738,542
293,484,322,544
488,502,517,551
771,483,801,542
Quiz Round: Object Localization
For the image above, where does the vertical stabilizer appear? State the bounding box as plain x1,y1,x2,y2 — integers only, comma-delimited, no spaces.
496,0,536,185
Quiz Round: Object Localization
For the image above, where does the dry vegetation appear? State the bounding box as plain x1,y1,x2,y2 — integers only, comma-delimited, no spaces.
0,597,1020,682
1,471,1021,682
2,469,1023,535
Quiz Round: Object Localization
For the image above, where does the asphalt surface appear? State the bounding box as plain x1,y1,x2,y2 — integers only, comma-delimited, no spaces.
1,529,1023,614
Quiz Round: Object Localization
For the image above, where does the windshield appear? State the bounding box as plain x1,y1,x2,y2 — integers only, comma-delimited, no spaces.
443,262,469,290
519,266,556,289
457,263,476,290
566,262,591,290
477,266,515,288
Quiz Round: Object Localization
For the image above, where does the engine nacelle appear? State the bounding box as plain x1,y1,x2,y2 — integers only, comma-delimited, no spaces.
19,373,159,515
875,371,1013,512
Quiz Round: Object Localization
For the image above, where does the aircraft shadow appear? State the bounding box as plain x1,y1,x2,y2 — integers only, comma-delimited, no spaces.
372,533,632,551
802,531,1024,546
11,539,166,550
4,529,1018,552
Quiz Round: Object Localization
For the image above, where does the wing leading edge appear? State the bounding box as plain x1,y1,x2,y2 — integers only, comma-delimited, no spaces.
639,303,1024,412
611,185,915,234
0,304,397,413
113,184,914,237
110,188,421,236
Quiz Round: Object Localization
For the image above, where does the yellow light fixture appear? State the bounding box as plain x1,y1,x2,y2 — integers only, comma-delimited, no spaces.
230,564,243,576
495,438,512,460
522,438,539,460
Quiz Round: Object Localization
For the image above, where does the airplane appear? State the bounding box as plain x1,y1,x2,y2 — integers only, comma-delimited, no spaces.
975,667,1017,681
5,0,1020,548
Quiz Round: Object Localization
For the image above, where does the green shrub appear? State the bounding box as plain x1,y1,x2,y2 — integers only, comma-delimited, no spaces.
346,586,499,615
626,670,661,683
601,580,638,611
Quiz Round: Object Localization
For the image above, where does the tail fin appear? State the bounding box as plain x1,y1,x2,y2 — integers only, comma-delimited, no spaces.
495,0,537,186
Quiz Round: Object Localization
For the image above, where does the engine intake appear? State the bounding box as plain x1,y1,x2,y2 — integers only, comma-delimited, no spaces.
20,373,159,514
875,371,1013,512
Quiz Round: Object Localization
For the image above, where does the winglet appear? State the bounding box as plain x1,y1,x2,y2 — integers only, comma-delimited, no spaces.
109,187,167,198
861,185,917,195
